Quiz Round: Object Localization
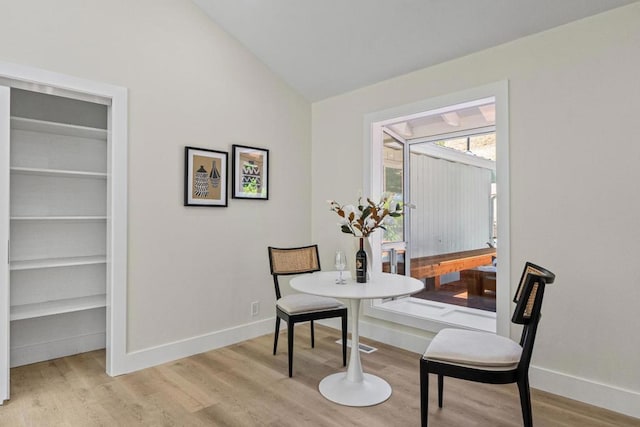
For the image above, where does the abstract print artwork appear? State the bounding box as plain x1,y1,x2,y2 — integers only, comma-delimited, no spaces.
184,146,228,207
232,144,269,200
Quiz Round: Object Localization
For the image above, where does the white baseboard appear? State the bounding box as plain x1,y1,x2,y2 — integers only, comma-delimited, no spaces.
320,318,640,420
530,366,640,419
120,318,274,375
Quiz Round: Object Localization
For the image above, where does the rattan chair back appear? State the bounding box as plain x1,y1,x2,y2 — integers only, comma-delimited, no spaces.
512,262,555,324
268,245,321,299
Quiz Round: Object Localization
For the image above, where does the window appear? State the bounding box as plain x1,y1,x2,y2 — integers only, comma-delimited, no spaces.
363,81,511,336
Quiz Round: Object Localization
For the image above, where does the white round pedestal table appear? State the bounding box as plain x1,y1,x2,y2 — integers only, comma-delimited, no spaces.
290,272,424,407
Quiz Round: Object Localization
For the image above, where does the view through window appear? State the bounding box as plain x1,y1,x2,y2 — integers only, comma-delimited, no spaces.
380,100,498,314
410,132,496,312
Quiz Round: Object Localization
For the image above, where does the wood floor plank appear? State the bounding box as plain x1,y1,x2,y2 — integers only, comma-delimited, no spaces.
1,325,638,426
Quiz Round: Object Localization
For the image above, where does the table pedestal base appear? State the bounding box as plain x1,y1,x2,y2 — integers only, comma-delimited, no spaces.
318,372,392,407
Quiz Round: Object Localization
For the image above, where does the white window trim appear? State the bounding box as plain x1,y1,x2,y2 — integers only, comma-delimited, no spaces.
362,81,510,337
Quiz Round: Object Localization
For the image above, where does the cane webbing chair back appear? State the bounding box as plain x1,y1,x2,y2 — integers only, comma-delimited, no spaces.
512,262,555,325
513,263,545,301
269,245,320,276
268,245,321,300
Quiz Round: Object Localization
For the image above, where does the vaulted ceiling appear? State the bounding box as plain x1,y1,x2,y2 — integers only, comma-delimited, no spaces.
193,0,637,101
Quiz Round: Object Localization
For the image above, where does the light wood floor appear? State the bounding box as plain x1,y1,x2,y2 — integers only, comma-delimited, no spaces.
1,325,638,426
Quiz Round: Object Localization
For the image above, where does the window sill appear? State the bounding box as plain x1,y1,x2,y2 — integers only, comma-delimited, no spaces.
363,296,496,334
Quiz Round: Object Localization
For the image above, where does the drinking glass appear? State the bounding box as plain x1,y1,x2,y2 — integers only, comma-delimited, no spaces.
334,250,347,284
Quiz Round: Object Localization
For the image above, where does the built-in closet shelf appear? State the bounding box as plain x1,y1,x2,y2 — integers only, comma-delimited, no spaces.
10,294,107,321
9,255,107,271
10,166,107,179
4,87,111,370
11,116,108,140
10,216,107,221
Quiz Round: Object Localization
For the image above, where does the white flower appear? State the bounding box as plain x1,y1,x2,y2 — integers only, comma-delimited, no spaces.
338,218,350,226
342,204,357,218
364,217,377,230
383,215,396,226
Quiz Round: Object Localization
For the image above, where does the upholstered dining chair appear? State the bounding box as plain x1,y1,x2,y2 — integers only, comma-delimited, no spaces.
420,262,555,427
268,245,348,377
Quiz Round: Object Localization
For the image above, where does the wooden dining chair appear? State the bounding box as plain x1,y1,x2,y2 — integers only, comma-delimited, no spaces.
420,262,555,427
268,245,348,377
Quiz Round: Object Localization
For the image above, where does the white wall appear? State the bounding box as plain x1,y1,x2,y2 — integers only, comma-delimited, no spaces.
312,3,640,417
0,0,311,354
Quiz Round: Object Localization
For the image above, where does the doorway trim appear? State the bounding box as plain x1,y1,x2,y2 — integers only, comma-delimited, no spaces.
362,81,510,337
0,61,128,401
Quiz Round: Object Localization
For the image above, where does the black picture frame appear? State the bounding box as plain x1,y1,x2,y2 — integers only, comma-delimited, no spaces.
232,144,269,200
184,146,228,207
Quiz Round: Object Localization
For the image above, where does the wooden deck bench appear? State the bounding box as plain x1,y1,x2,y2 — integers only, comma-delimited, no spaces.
409,248,496,289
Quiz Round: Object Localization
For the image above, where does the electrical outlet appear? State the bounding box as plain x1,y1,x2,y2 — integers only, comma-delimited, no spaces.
251,301,259,316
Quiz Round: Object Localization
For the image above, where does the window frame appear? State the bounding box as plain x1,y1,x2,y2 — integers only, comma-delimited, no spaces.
362,81,510,336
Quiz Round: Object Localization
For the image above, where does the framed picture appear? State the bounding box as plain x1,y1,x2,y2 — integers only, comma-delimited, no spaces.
184,146,228,207
232,144,269,200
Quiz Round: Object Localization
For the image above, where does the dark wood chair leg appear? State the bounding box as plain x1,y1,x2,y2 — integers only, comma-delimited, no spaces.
273,316,280,355
420,360,429,427
341,313,347,366
517,376,533,427
438,374,444,408
310,320,315,348
287,321,294,377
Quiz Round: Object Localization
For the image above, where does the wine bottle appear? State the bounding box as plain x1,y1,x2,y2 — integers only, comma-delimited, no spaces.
356,238,367,283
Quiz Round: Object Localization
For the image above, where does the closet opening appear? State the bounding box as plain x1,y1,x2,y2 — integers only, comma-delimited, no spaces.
0,63,128,402
8,88,109,369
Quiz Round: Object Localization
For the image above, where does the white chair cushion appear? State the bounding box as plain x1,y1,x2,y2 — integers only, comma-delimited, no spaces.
277,294,344,314
423,328,522,370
